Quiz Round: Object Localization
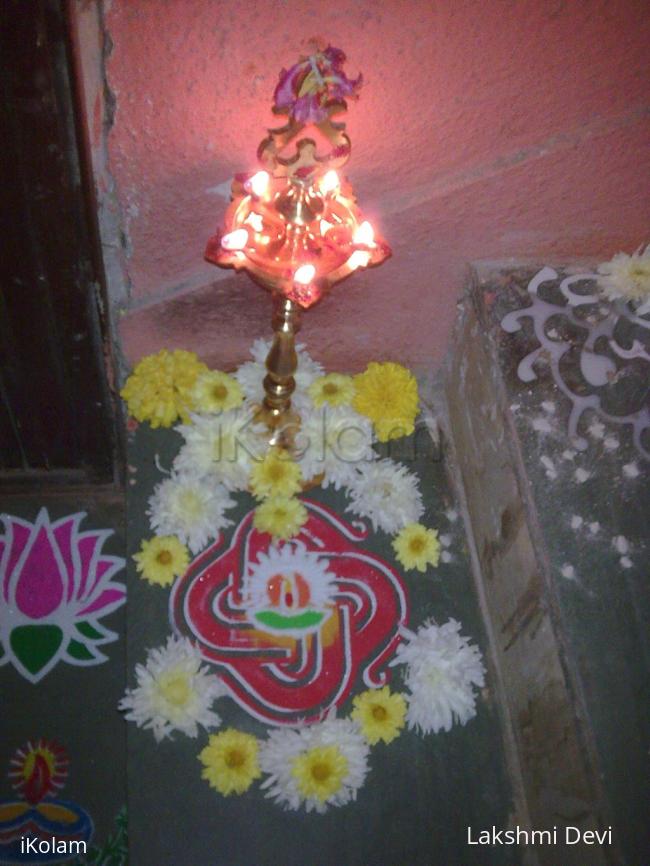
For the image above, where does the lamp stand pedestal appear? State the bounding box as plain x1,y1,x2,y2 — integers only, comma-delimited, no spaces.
257,295,302,450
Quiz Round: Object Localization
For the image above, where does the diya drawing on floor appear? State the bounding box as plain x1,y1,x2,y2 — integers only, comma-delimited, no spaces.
119,46,486,814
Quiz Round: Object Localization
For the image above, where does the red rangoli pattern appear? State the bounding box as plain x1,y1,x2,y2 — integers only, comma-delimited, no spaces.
170,500,408,725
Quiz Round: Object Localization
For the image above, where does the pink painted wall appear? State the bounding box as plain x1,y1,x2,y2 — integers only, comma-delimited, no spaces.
104,0,650,373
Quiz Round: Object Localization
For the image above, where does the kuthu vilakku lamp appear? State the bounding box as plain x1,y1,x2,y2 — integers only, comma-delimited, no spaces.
205,46,390,448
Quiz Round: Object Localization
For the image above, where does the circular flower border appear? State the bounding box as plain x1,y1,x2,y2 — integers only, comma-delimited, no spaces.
119,340,486,813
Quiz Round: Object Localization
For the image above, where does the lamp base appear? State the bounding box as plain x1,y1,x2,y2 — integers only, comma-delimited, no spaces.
255,295,302,450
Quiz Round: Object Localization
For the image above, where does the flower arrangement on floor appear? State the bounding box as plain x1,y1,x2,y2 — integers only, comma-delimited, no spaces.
596,242,650,314
122,339,435,557
119,340,486,813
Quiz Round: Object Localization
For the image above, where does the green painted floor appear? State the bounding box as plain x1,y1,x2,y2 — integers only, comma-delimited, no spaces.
124,423,516,866
0,492,127,865
4,266,647,866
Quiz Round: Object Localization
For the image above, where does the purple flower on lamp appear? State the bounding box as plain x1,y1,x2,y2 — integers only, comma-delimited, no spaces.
273,45,363,124
0,509,126,683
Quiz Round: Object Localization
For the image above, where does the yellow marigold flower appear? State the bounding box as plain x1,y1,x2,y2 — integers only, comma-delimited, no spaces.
133,535,190,587
308,373,355,408
291,745,348,803
120,349,208,428
253,496,308,541
351,686,407,744
392,523,440,572
199,729,261,796
190,370,243,414
352,361,419,442
249,447,303,500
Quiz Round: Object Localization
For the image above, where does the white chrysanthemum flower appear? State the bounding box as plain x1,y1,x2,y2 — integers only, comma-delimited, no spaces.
119,636,225,742
392,619,485,734
296,405,376,489
235,339,324,415
173,409,266,491
344,458,423,533
148,472,235,554
259,717,369,813
596,243,650,313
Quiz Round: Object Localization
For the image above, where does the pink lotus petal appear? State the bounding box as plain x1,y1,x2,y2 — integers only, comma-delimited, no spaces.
76,533,102,599
83,557,114,601
2,519,31,601
53,517,77,602
15,524,65,619
77,587,126,617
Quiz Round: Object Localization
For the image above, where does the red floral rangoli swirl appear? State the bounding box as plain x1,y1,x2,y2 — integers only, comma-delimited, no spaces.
170,500,408,725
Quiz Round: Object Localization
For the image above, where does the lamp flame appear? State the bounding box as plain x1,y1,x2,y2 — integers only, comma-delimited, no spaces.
249,171,270,197
245,212,264,232
320,170,340,194
347,250,371,270
294,264,316,285
221,228,249,251
353,220,375,246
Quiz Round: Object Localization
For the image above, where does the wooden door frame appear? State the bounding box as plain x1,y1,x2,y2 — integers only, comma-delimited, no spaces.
0,0,124,490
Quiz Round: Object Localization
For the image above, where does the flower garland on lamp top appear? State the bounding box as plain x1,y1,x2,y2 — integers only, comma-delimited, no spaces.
119,338,487,813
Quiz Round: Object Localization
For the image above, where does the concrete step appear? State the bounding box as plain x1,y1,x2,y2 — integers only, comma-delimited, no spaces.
444,262,649,866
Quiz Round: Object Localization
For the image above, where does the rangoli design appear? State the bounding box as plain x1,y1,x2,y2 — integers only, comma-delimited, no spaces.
0,510,126,683
0,740,93,863
120,336,486,810
501,267,650,459
171,500,408,725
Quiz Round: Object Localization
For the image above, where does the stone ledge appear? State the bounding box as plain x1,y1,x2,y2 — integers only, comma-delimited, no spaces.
443,262,649,866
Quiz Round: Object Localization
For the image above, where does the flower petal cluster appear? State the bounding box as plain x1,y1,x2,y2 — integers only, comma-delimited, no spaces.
148,473,235,554
308,373,355,408
119,636,225,742
199,728,261,796
351,686,406,745
596,243,650,308
345,459,423,534
253,496,308,541
259,717,369,813
273,46,362,124
120,349,208,428
353,361,419,442
174,409,266,491
249,447,303,500
392,620,485,734
235,339,323,416
392,524,441,573
190,370,243,414
297,405,375,489
133,535,190,587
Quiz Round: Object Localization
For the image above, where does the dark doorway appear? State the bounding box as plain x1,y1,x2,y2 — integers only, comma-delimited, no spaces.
0,0,118,485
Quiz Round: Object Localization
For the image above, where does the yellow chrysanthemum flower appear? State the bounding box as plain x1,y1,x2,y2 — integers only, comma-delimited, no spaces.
132,536,190,587
291,745,348,803
308,373,355,408
253,496,308,540
120,349,208,428
190,370,243,414
351,686,407,744
249,447,303,499
392,523,440,572
352,361,419,442
199,729,261,796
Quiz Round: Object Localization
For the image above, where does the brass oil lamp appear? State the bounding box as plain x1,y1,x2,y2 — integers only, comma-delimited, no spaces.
205,46,390,447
